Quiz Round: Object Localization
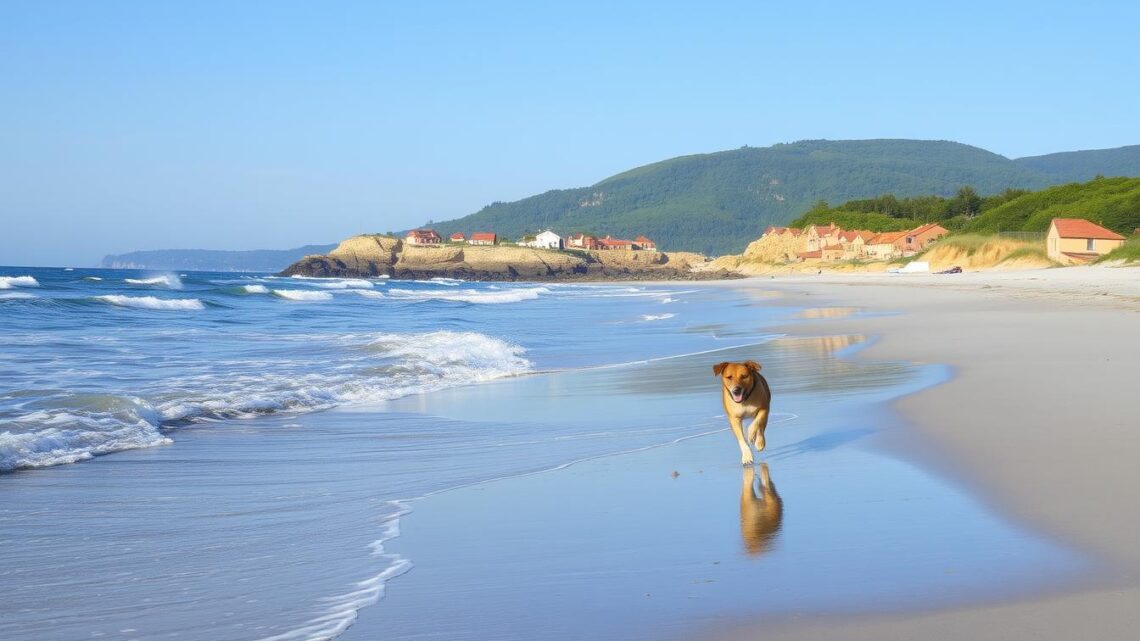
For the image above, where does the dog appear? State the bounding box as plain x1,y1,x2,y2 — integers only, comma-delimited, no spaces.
713,360,771,465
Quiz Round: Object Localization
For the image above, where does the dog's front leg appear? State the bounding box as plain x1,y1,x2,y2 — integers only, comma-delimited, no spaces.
729,415,753,465
747,408,770,452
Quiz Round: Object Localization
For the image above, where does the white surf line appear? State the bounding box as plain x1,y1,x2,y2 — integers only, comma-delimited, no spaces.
261,412,800,641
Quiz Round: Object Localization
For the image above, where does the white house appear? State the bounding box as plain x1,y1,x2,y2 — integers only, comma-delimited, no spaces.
522,230,563,250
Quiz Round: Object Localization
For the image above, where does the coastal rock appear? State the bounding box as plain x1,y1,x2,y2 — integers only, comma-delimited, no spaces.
279,234,737,281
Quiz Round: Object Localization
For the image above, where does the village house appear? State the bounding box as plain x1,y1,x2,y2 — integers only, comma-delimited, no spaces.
405,229,442,245
566,233,600,250
821,244,845,261
804,223,840,252
449,232,466,243
863,231,907,260
469,232,497,246
1046,218,1125,264
598,235,636,250
899,223,949,255
519,230,562,249
635,235,657,251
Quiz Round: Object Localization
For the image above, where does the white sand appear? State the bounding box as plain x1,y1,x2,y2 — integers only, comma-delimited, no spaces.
710,265,1140,640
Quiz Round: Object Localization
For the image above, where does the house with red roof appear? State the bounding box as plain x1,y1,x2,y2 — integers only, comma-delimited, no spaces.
598,235,636,250
449,232,466,243
864,231,908,260
634,235,657,251
1047,218,1125,264
566,233,599,250
900,223,949,254
405,229,442,245
469,232,497,246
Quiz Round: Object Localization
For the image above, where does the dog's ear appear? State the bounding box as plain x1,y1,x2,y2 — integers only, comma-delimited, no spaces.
713,362,729,376
744,360,762,373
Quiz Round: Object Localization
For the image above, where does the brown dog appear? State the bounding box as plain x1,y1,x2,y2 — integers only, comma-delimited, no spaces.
713,360,771,465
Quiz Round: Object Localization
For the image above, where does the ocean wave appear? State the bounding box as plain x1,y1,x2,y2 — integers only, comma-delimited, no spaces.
387,286,549,304
124,274,183,289
0,292,37,300
640,313,676,321
158,331,531,423
312,279,374,289
82,276,104,281
1,331,530,472
352,290,386,299
95,295,205,311
242,284,270,294
272,289,334,301
0,396,171,472
0,275,40,289
427,277,464,286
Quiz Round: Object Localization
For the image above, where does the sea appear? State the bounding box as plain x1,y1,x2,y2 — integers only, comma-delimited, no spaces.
0,267,1087,641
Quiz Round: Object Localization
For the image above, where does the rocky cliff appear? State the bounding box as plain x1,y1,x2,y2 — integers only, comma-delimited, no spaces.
280,235,737,281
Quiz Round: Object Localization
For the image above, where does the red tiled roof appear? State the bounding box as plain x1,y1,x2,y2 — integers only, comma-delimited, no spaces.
869,231,906,244
1051,218,1125,240
909,222,948,236
450,233,465,240
838,231,859,242
470,232,496,242
599,238,634,247
635,235,655,244
407,229,440,240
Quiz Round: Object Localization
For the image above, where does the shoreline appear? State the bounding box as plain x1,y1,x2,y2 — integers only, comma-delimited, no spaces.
705,266,1140,640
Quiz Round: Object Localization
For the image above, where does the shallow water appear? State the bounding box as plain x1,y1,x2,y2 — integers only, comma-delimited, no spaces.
0,269,1087,640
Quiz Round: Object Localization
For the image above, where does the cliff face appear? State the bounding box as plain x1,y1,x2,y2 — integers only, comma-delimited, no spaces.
280,235,736,281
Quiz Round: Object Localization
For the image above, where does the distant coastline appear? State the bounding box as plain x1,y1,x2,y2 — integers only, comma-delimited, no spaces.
100,244,337,272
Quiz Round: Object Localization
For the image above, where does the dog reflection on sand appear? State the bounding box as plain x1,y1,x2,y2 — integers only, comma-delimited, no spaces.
740,463,784,556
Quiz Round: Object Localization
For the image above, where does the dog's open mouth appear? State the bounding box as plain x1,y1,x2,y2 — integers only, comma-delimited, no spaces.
731,388,745,403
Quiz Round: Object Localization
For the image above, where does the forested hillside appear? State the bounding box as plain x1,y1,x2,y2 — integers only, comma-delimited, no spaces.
962,177,1140,234
788,177,1140,236
1014,145,1140,182
426,139,1140,255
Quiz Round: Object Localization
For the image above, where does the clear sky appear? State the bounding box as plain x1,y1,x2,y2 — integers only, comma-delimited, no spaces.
2,0,1138,267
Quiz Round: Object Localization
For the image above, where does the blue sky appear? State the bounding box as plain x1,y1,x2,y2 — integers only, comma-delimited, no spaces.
2,0,1138,266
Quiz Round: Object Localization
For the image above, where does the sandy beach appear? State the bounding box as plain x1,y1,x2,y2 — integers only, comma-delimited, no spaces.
708,265,1140,640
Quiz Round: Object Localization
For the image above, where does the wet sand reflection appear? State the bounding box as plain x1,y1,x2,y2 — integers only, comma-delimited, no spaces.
741,463,784,556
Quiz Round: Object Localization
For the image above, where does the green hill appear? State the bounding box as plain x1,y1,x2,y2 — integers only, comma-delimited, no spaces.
961,177,1140,234
1014,145,1140,182
427,140,1140,256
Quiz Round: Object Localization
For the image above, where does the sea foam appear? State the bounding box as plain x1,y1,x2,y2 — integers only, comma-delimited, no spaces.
0,397,171,472
387,286,549,304
124,274,183,289
0,275,40,289
96,295,205,311
312,279,374,289
273,289,334,301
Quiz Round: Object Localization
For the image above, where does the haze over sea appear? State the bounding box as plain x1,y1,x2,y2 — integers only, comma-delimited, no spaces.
1,267,1085,640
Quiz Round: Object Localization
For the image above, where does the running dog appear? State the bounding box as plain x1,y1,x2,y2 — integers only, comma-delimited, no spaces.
713,360,771,465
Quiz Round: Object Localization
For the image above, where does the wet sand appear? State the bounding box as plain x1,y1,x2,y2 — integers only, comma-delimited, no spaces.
339,293,1091,640
708,266,1140,640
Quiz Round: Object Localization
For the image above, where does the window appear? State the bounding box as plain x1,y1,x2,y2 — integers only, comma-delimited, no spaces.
1087,238,1095,251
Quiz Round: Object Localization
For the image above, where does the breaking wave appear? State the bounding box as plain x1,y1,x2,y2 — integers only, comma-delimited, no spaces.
273,289,334,301
95,295,205,311
0,331,531,472
0,275,39,289
124,273,183,289
387,286,549,304
641,313,676,321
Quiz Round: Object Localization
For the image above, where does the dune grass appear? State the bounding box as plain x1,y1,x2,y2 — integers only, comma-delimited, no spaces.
1097,237,1140,263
